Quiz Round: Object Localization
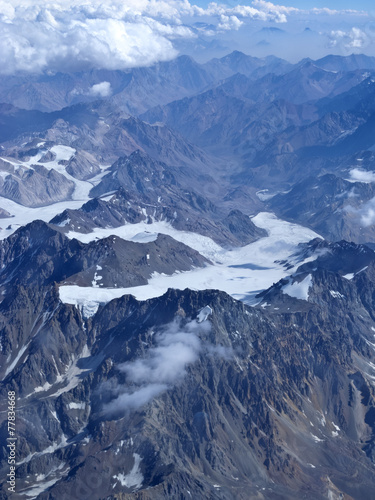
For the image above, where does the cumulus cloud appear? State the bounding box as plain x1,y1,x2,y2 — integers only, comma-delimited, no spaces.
217,14,243,31
360,205,375,226
349,168,375,184
105,314,231,416
205,1,295,23
0,1,197,74
252,0,297,12
89,81,112,97
344,170,375,226
311,7,367,16
252,1,366,18
329,27,369,50
0,1,371,74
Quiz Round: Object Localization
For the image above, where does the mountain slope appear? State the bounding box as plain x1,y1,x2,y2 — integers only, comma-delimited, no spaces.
0,219,210,291
0,52,291,115
1,271,375,499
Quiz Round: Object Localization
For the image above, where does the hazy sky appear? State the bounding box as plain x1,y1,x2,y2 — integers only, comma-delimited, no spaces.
0,0,374,74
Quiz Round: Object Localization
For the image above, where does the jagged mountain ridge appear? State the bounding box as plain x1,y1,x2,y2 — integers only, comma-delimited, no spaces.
0,219,210,290
0,52,372,116
268,174,375,243
1,251,375,498
3,54,375,245
0,108,229,211
141,63,370,144
48,150,266,247
0,104,211,170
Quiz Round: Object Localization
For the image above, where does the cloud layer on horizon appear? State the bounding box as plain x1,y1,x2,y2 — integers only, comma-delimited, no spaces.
0,1,372,74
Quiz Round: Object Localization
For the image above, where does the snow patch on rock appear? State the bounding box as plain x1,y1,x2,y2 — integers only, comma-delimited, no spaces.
282,274,313,301
197,305,212,323
113,453,143,491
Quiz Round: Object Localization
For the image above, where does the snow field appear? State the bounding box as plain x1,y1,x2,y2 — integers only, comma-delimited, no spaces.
60,213,321,310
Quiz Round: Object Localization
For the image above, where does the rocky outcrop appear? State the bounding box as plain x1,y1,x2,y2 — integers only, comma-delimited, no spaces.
1,274,375,499
222,209,267,244
65,150,101,180
0,220,209,289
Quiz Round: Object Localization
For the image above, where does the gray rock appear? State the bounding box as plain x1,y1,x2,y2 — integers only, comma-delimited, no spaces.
0,164,75,207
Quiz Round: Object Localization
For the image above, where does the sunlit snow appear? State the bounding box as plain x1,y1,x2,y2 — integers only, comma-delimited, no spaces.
330,290,345,299
197,306,213,323
3,341,31,379
23,345,94,398
21,477,62,498
60,213,320,309
0,145,111,240
68,402,86,410
282,274,313,301
113,453,143,491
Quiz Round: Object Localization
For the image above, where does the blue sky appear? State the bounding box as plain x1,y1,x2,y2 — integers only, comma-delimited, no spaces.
193,0,374,9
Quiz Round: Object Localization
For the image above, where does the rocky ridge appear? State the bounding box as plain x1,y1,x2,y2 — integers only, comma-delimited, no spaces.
0,236,374,498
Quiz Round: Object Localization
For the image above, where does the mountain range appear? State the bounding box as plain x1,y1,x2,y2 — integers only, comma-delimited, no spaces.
2,50,375,499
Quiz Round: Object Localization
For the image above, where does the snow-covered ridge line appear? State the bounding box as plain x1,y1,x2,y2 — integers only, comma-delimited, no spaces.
67,220,222,261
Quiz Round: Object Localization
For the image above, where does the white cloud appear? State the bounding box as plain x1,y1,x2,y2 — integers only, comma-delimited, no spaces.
343,169,375,226
0,1,196,74
0,1,371,74
218,14,243,31
251,1,366,18
349,168,375,184
206,2,292,23
89,81,112,97
361,205,375,226
329,27,369,50
252,0,298,16
349,27,368,48
105,318,209,415
346,198,375,227
312,7,367,16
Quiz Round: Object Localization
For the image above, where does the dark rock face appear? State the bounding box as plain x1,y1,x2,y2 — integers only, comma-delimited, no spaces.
0,220,209,289
1,277,375,499
89,150,179,199
65,150,101,180
222,209,267,244
0,230,375,499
